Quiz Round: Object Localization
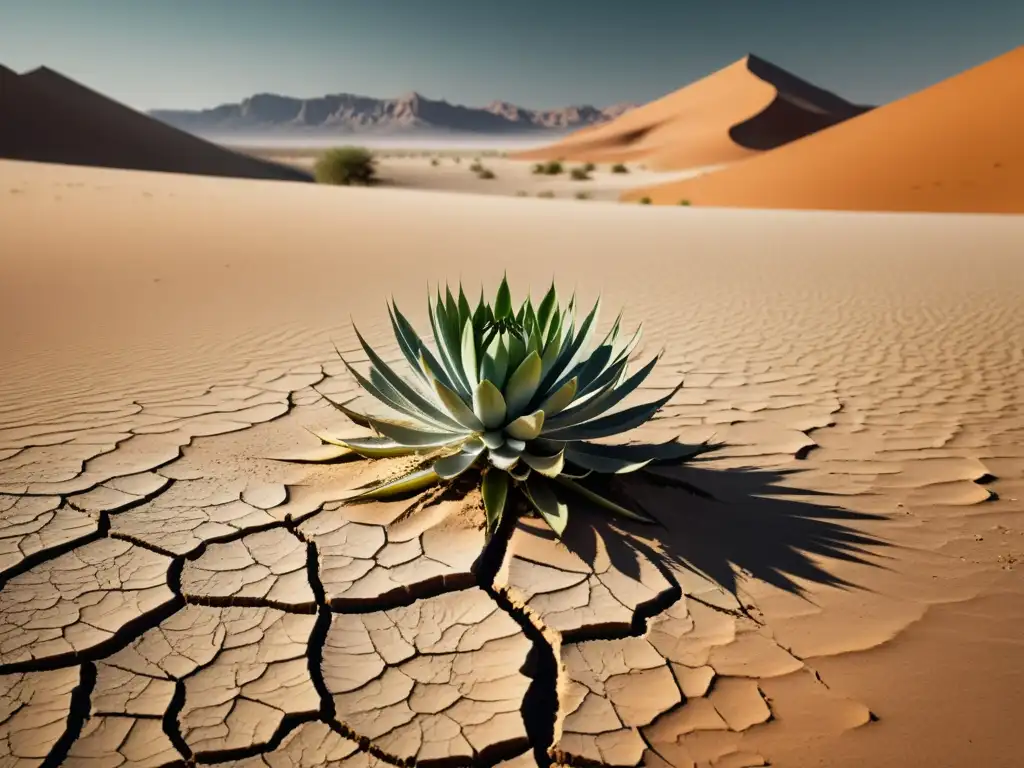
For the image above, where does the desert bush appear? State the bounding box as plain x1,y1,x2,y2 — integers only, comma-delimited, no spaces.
575,191,591,200
430,158,439,166
515,190,528,197
678,199,691,206
569,167,591,181
610,163,629,174
582,162,596,172
537,190,556,198
532,163,546,175
542,161,564,176
314,147,376,186
477,168,496,180
296,276,715,538
639,196,652,205
469,160,484,173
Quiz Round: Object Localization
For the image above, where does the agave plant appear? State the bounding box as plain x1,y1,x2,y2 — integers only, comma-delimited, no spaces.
311,276,714,538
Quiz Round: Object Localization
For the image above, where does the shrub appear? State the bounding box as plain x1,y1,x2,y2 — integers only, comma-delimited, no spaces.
477,168,496,180
678,199,691,206
296,276,715,538
639,197,652,205
569,167,591,181
469,160,484,173
430,158,439,166
542,161,564,176
537,190,556,198
314,147,376,186
610,163,629,174
532,163,546,175
575,191,591,200
515,190,528,197
582,162,596,172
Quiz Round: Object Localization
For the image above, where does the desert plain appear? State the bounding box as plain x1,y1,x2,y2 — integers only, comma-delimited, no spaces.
1,47,1023,768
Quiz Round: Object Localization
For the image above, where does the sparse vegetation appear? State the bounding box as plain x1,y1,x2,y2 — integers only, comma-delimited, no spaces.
541,161,564,176
678,199,691,206
639,196,652,205
575,191,591,200
610,163,629,174
582,162,596,172
469,160,484,173
314,146,376,186
532,163,546,175
569,167,592,181
538,190,556,199
294,276,714,538
515,190,528,197
477,168,496,180
430,158,439,166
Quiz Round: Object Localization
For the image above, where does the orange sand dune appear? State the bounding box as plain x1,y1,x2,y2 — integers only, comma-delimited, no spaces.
0,65,311,182
511,55,870,170
623,46,1024,213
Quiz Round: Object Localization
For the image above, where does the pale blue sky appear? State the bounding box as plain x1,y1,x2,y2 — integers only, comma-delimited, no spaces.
0,0,1019,110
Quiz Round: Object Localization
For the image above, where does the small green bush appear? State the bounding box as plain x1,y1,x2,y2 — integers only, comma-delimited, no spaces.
610,163,629,174
678,199,691,206
542,160,564,176
477,168,496,180
469,160,484,173
582,162,596,172
639,196,652,205
314,147,376,186
538,190,556,198
531,163,546,175
569,167,591,181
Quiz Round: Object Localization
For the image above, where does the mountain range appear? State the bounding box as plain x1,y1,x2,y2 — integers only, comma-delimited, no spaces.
149,92,637,135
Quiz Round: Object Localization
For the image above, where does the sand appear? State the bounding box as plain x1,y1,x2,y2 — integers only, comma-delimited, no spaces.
0,66,310,182
1,157,1022,767
510,55,869,171
623,46,1024,212
247,148,723,202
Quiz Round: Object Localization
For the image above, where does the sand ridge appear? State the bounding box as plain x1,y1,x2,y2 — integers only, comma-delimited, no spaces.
510,55,869,171
1,160,1023,766
0,66,312,183
622,46,1024,212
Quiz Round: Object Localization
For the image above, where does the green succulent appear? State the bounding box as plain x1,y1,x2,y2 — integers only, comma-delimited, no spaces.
312,276,714,538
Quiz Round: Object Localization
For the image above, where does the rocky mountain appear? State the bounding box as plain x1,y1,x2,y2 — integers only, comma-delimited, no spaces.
149,91,637,135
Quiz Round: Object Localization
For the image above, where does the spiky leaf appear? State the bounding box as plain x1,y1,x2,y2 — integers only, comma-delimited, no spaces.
504,350,542,417
481,470,508,534
525,475,569,536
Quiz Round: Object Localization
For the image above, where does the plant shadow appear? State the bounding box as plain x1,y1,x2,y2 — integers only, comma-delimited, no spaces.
534,460,890,603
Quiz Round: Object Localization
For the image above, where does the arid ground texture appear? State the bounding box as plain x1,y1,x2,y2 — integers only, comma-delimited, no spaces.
0,43,1022,768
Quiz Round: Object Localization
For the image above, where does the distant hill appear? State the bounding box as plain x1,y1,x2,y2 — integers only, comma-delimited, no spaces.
149,91,637,136
0,65,312,182
622,46,1024,213
513,54,872,170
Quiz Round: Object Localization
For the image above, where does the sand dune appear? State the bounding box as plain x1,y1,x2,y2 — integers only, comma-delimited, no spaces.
0,66,311,182
1,158,1022,766
510,55,869,170
623,46,1024,212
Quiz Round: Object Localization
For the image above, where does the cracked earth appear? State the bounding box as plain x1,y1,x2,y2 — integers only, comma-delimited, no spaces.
2,162,1023,767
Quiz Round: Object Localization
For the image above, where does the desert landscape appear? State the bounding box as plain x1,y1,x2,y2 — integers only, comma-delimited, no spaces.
1,15,1023,768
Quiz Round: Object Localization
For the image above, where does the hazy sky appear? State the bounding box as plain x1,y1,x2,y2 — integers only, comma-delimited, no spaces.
1,0,1020,110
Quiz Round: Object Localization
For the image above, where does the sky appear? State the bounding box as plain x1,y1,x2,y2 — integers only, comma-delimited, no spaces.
0,0,1020,111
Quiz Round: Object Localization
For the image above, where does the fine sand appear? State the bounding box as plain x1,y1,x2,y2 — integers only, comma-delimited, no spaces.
0,66,310,182
247,147,723,202
510,55,869,171
623,46,1024,212
1,157,1022,767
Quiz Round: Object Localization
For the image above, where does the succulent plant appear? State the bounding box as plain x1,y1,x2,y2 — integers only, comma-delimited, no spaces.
311,277,714,538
